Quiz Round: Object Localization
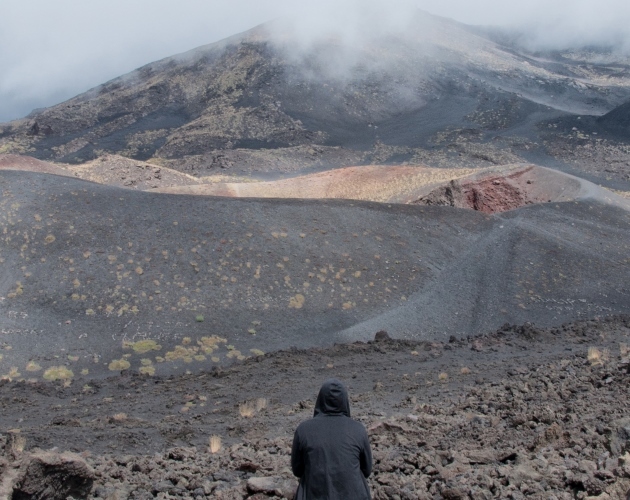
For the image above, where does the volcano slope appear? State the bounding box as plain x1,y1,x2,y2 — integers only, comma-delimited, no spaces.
0,167,629,384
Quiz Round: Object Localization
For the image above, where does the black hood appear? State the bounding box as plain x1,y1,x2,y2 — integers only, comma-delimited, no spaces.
314,378,351,417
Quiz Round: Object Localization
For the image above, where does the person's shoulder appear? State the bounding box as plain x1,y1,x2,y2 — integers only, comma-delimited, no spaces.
295,418,316,434
349,418,369,433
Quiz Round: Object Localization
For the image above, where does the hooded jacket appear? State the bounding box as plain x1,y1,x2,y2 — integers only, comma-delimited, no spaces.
291,379,372,500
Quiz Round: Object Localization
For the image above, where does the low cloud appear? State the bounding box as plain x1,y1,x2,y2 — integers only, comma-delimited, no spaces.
1,0,629,123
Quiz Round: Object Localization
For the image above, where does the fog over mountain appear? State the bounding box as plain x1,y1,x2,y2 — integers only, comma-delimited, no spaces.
1,0,630,123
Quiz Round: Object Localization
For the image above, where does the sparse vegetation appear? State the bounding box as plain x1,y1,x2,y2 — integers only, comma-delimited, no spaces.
587,346,611,366
138,365,155,376
198,336,227,354
165,345,195,363
289,294,305,309
255,398,267,412
25,361,42,372
209,435,222,454
239,401,255,418
108,359,131,371
9,433,26,456
43,366,74,381
127,340,162,354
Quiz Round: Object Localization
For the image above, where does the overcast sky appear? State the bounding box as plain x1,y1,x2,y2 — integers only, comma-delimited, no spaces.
1,0,629,123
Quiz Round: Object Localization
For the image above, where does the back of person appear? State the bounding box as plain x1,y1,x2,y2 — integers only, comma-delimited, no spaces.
291,379,372,500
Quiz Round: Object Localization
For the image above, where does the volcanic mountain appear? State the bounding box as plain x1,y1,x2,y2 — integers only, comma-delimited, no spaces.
1,11,630,188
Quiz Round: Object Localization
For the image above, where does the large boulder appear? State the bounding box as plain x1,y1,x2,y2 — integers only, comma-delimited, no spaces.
0,451,94,500
247,476,297,499
609,418,630,457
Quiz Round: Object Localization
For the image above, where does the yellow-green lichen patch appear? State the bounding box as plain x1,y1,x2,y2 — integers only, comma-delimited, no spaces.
289,294,305,309
197,336,227,354
127,339,162,354
227,349,246,361
108,359,131,371
25,361,42,372
165,345,195,363
140,358,153,366
250,349,265,357
139,365,156,376
7,282,23,299
43,366,74,381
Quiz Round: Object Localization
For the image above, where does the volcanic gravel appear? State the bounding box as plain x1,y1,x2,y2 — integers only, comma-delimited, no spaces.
1,316,629,499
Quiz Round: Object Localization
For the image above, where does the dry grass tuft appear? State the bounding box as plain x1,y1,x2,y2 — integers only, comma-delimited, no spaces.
587,347,602,365
255,398,268,412
239,401,256,418
620,343,629,358
112,412,128,422
209,435,222,454
587,346,610,366
460,367,471,375
9,433,26,456
438,372,449,383
25,361,42,372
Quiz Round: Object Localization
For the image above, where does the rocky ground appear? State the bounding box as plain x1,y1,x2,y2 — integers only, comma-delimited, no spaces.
1,316,629,499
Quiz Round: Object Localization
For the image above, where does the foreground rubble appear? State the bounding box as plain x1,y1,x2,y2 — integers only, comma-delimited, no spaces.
1,317,629,499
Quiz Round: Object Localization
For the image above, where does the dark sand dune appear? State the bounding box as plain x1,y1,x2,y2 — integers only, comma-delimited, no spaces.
0,169,628,383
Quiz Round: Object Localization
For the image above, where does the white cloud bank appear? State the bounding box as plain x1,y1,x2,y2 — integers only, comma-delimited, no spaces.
1,0,629,122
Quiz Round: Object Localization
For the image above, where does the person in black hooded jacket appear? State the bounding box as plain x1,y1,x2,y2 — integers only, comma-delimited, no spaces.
291,378,372,500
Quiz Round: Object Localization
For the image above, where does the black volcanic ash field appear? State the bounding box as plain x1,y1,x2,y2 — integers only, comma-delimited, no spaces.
1,170,629,382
